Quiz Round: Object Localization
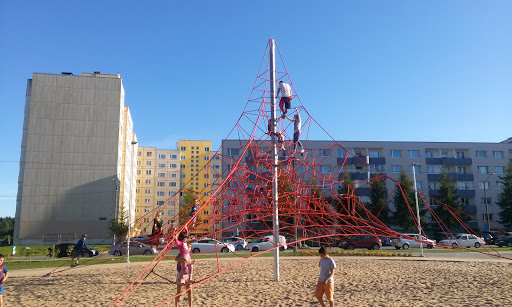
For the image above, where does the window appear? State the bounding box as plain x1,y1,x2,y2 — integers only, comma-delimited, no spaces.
204,192,209,196
214,165,220,169
482,214,493,221
181,165,186,169
158,163,165,168
138,151,142,156
391,165,402,173
409,165,420,173
204,174,209,178
479,182,490,190
158,173,165,177
180,183,185,188
170,201,175,206
180,174,186,178
321,149,329,157
169,182,176,187
145,189,151,194
145,179,151,184
456,151,465,159
157,182,165,187
214,173,220,178
497,182,504,189
370,164,385,173
137,179,140,184
204,183,209,187
440,151,448,158
204,156,209,160
168,210,175,216
180,146,186,151
408,150,419,158
157,201,164,206
228,148,239,156
146,161,152,166
158,154,166,159
478,166,488,174
369,150,379,158
320,165,331,174
205,147,210,152
171,173,177,178
181,156,186,160
137,170,141,175
476,151,486,158
170,164,177,168
425,152,434,160
137,161,141,166
481,197,492,205
428,182,437,190
390,150,400,158
171,154,177,159
456,167,466,174
495,166,504,174
136,188,140,193
494,151,503,159
457,181,473,190
146,152,153,157
144,198,150,204
145,170,151,175
414,181,422,189
157,191,164,196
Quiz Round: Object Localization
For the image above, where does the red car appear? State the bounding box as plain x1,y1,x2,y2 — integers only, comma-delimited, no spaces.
337,235,382,250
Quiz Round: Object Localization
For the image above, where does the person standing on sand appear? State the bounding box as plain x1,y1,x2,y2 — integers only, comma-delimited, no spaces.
175,241,194,307
0,254,9,307
315,246,336,307
70,234,89,267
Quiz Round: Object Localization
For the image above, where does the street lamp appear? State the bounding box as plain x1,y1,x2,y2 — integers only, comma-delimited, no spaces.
127,140,138,263
412,163,424,257
483,172,495,232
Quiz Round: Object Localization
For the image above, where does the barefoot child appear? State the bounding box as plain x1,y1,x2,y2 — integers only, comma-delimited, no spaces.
315,247,336,307
0,254,9,307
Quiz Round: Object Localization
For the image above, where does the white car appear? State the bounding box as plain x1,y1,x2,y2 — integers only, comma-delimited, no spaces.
222,237,248,251
248,235,287,252
391,234,436,250
439,234,485,248
190,238,235,254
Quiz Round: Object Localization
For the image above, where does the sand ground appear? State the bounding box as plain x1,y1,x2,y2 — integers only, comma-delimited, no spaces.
4,255,512,306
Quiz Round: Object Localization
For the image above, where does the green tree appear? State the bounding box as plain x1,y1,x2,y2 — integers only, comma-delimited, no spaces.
391,170,418,231
432,169,464,231
497,160,512,229
108,203,128,243
369,175,390,225
179,189,198,226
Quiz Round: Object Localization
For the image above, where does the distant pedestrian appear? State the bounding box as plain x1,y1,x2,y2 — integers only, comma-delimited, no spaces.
276,81,293,117
315,247,336,307
0,254,9,307
70,234,89,267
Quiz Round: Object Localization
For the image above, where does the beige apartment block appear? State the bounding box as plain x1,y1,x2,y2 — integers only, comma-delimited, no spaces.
14,72,136,245
135,147,180,234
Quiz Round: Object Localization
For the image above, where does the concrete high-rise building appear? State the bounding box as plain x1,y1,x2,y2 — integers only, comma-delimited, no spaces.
221,139,512,232
14,72,137,245
134,147,180,232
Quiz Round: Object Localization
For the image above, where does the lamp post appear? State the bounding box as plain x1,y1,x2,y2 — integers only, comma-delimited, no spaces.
127,140,137,263
483,173,495,232
412,163,424,257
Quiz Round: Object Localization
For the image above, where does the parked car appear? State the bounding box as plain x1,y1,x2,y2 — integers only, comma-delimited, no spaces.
54,243,99,258
222,237,248,251
379,237,392,246
337,235,381,250
248,235,288,252
480,232,500,245
495,236,512,248
391,234,435,250
190,238,235,254
109,242,154,256
438,234,485,248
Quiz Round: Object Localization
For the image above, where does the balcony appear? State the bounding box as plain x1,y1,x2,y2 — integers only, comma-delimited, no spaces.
429,189,476,197
463,205,477,214
349,172,370,180
425,157,472,165
427,173,474,181
338,156,385,165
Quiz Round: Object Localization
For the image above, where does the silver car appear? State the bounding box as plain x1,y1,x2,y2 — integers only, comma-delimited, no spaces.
109,242,154,256
222,237,248,251
391,234,435,250
438,234,485,248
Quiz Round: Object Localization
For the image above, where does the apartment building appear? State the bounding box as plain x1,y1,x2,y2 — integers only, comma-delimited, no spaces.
14,72,136,245
134,147,180,232
221,139,512,232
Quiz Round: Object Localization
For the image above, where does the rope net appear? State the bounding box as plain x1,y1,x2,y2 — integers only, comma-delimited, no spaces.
103,39,511,305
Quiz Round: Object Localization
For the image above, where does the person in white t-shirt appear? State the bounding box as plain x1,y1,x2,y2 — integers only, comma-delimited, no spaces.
286,108,305,153
315,246,336,307
276,81,293,117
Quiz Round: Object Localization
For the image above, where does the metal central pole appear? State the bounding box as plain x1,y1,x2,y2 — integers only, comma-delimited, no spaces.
269,38,280,281
412,163,424,257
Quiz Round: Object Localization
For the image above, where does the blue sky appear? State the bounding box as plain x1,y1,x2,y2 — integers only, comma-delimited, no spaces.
1,1,511,217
